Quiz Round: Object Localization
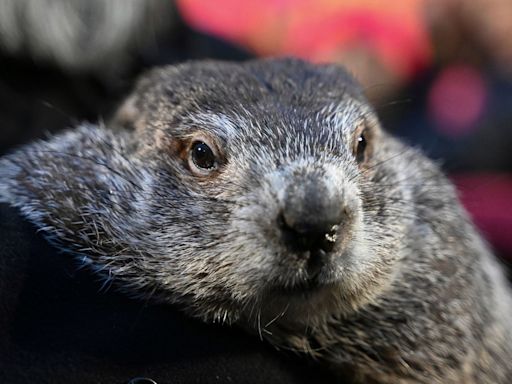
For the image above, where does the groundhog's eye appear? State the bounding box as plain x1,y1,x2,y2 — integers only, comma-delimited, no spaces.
191,141,216,170
355,131,367,164
353,125,373,165
352,120,378,166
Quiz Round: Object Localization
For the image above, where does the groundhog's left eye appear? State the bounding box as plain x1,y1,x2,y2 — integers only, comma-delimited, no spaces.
355,131,367,164
191,141,217,170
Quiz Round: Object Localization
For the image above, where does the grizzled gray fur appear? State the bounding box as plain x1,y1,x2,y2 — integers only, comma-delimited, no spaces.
1,58,511,383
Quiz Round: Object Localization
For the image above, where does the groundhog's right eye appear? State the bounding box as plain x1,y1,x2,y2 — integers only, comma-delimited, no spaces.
352,123,374,166
190,141,216,170
355,131,367,163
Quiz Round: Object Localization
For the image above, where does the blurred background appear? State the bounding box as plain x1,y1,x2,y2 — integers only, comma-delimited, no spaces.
0,0,510,265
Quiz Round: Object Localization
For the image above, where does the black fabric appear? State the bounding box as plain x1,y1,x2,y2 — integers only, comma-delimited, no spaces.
0,203,338,384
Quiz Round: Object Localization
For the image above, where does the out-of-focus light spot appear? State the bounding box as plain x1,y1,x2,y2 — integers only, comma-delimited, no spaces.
428,65,488,138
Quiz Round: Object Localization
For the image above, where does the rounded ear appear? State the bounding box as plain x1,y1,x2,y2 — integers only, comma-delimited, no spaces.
109,95,139,132
0,123,148,251
108,67,166,134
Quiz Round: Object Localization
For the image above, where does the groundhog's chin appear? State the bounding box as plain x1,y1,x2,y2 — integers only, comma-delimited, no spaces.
235,283,347,334
240,248,396,329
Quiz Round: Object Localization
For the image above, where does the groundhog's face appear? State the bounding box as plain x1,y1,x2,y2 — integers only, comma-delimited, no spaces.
113,59,411,331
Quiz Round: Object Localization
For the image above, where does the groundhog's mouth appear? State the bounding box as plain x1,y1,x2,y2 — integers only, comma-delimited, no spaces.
270,275,330,298
266,248,345,298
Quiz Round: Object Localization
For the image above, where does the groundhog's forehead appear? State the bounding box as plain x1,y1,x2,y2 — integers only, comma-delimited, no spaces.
144,58,365,114
131,58,371,144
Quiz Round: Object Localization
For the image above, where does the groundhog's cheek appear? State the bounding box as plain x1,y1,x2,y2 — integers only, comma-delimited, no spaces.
337,233,401,302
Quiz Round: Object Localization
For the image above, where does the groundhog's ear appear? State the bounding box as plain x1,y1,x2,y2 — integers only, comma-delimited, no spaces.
110,95,140,132
0,124,144,232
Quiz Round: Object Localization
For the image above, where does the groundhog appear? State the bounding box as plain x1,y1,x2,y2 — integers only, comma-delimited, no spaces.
1,58,511,383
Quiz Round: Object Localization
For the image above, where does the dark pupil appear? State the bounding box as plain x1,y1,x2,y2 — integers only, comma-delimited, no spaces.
192,142,215,169
356,133,367,163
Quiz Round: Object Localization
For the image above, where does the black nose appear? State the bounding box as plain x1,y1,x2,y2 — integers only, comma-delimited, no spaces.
280,174,346,254
279,213,340,254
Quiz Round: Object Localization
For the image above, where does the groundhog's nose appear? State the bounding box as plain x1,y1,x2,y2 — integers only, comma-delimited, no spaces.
279,175,346,255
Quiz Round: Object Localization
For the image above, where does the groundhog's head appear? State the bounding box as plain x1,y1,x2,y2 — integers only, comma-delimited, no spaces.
1,58,414,338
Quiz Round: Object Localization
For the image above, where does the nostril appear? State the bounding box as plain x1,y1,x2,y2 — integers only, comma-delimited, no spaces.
277,212,288,230
319,226,338,252
278,212,340,254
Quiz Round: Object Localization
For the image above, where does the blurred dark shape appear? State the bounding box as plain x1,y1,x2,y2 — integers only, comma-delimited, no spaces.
0,1,250,156
0,0,174,76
